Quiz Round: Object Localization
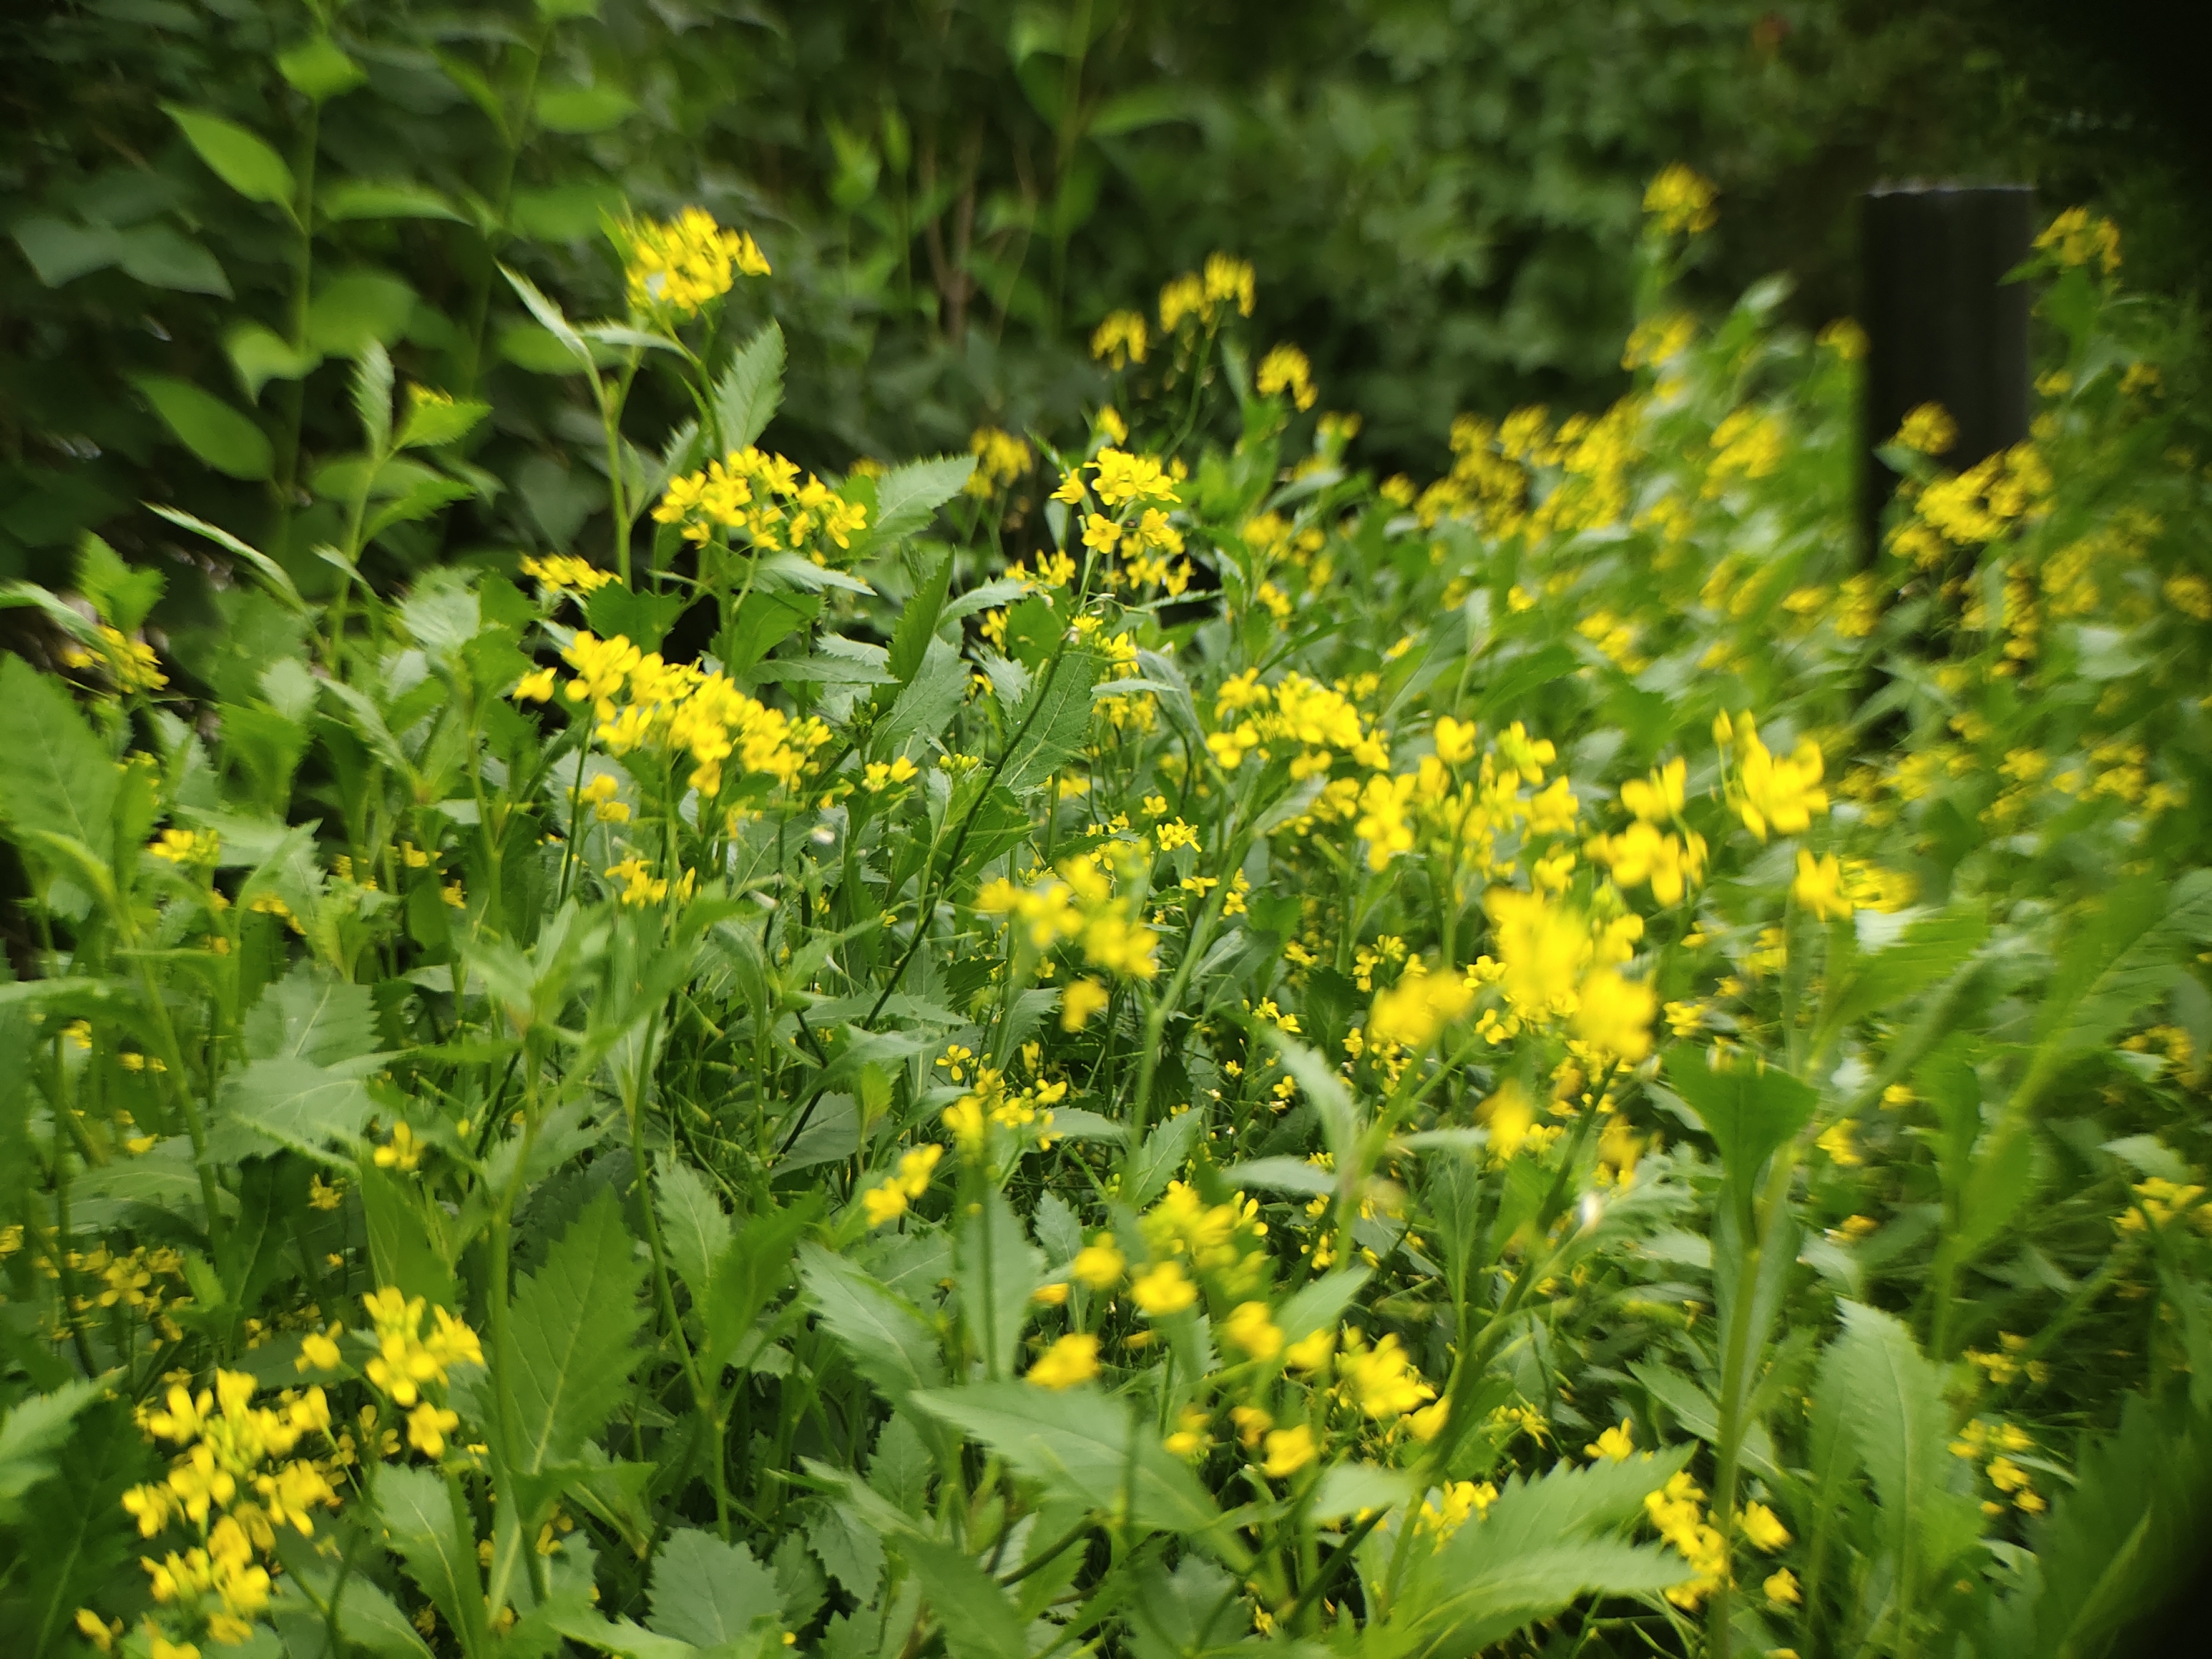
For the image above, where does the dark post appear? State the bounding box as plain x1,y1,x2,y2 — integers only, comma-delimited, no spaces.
1859,185,2035,559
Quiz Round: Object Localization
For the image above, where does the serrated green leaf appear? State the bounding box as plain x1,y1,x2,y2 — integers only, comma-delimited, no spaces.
220,1055,376,1163
164,104,296,211
998,645,1102,795
647,1528,782,1647
8,1398,149,1657
870,455,975,541
906,1383,1221,1537
1830,906,1988,1031
504,1190,648,1473
243,960,379,1065
887,545,955,685
896,1536,1028,1659
131,374,273,479
705,1197,818,1366
879,636,967,755
376,1463,479,1641
1660,1045,1816,1185
957,1190,1043,1380
797,1242,944,1404
0,654,119,869
76,531,164,632
712,322,784,454
655,1161,730,1299
0,1378,105,1523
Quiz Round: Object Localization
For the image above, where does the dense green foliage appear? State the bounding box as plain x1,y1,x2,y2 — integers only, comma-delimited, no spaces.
4,107,2212,1659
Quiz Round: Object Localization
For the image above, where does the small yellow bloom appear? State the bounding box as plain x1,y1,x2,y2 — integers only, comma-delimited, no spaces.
1763,1567,1802,1607
1026,1333,1099,1390
1220,1300,1283,1362
1071,1236,1125,1290
1584,1419,1635,1462
1791,849,1853,922
512,666,558,704
1260,1424,1316,1479
1740,1500,1792,1552
1061,978,1110,1031
1129,1260,1197,1316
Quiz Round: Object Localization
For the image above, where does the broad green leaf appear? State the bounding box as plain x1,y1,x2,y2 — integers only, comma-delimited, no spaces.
319,179,465,224
1830,906,1988,1031
998,646,1104,795
712,321,785,454
131,374,273,479
1382,1450,1693,1659
535,84,638,133
0,654,120,867
896,1536,1028,1659
705,1197,820,1365
242,960,378,1065
144,505,305,611
957,1190,1044,1380
1817,1302,1979,1588
647,1528,782,1647
1129,1107,1205,1208
1262,1031,1357,1165
806,1502,884,1601
220,1055,376,1164
164,104,296,210
116,223,230,295
1274,1267,1369,1346
0,1378,104,1523
504,1190,648,1472
396,392,489,450
2032,869,2212,1085
509,181,625,240
276,34,366,100
359,1161,458,1314
8,1399,148,1657
907,1382,1221,1538
1660,1045,1816,1186
879,636,967,755
796,1242,944,1405
76,531,164,632
376,1464,479,1641
224,320,320,402
656,1162,731,1299
313,275,415,360
271,1535,437,1659
870,455,975,541
10,214,124,286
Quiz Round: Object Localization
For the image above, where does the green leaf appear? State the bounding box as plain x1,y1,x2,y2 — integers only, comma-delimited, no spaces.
870,455,975,541
712,322,785,454
998,646,1103,795
352,342,395,457
906,1382,1221,1538
647,1528,783,1647
0,654,119,868
310,270,416,357
1816,1302,1979,1588
587,584,691,652
164,104,296,212
535,84,638,133
878,637,966,755
896,1536,1029,1659
957,1190,1043,1380
655,1162,730,1302
508,182,625,241
504,1190,648,1473
116,223,230,295
276,34,366,101
144,505,306,611
1830,906,1988,1031
320,180,464,223
397,393,489,450
1087,84,1200,139
220,1056,376,1163
243,960,379,1065
797,1242,945,1406
887,545,955,685
1660,1045,1816,1186
0,1378,104,1523
1386,1451,1695,1658
502,266,595,373
8,1397,148,1657
704,1197,819,1366
376,1463,479,1642
9,214,124,286
76,531,164,632
1273,1267,1369,1347
224,320,321,402
131,374,273,479
359,1161,458,1313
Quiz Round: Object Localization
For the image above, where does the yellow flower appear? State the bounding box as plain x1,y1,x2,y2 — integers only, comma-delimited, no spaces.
373,1122,423,1172
296,1328,342,1373
1283,1327,1335,1373
1584,1419,1635,1462
1338,1333,1435,1419
1129,1260,1197,1316
1763,1567,1802,1607
1741,1501,1792,1551
1090,310,1149,368
1220,1301,1283,1362
622,207,769,317
861,1184,909,1227
1260,1424,1316,1479
1256,344,1316,411
1734,730,1829,841
1025,1333,1099,1390
1061,979,1110,1031
407,1402,459,1459
1644,164,1717,236
1571,968,1657,1065
1433,715,1477,765
1071,1235,1126,1290
1894,402,1958,455
1792,849,1853,922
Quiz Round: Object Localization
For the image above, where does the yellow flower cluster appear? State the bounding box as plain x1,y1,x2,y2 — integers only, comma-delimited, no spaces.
519,553,615,598
2035,206,2121,276
360,1287,484,1458
121,1370,337,1645
1644,164,1717,237
1586,758,1706,906
1256,344,1316,411
1474,887,1654,1062
941,1065,1071,1151
965,427,1032,498
1889,441,2053,565
622,207,770,318
1893,402,1958,455
1336,1332,1435,1419
61,624,167,693
148,828,220,866
1139,1180,1269,1300
1717,713,1829,841
1204,669,1386,777
1091,309,1149,368
977,846,1159,979
554,631,831,796
1366,962,1473,1051
654,445,869,557
1158,253,1255,334
861,1145,943,1227
1644,1470,1728,1608
1026,1332,1100,1389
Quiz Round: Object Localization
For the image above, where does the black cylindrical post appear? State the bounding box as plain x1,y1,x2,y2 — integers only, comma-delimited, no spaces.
1859,185,2035,558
